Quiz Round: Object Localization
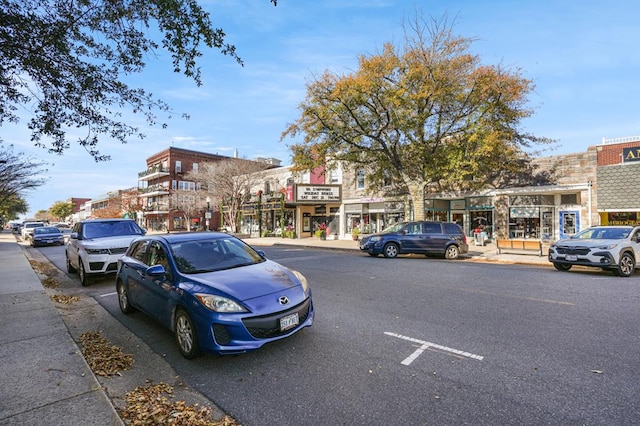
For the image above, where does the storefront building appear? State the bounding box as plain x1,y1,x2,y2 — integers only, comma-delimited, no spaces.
397,146,599,242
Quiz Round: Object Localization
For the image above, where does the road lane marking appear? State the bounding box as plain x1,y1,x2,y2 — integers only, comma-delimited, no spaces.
452,287,575,306
385,332,484,365
100,292,117,297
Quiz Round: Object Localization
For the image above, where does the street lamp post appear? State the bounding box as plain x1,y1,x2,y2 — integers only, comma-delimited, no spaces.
205,196,211,231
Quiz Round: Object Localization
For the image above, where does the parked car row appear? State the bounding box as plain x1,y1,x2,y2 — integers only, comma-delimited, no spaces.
11,221,70,238
28,218,639,360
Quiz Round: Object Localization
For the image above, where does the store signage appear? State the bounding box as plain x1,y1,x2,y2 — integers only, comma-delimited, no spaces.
608,212,638,225
296,185,341,202
450,199,466,210
510,207,540,218
622,146,640,162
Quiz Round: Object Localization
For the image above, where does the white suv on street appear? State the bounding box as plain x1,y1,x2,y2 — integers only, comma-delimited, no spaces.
548,225,640,277
21,221,45,240
65,219,145,286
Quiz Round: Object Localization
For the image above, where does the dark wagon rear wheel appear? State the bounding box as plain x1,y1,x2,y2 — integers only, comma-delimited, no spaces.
382,243,399,258
444,245,460,260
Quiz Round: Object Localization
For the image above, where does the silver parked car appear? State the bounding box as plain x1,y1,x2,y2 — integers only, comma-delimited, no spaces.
548,225,640,277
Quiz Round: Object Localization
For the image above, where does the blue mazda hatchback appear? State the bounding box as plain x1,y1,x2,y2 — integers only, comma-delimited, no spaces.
116,232,313,358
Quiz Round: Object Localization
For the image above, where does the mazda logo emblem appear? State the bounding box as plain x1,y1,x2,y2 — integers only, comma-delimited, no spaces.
279,296,289,305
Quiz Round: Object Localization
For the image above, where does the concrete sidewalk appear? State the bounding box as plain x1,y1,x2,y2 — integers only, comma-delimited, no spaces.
0,230,122,425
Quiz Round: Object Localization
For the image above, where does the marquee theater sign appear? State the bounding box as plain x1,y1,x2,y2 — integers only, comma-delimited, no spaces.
296,185,341,203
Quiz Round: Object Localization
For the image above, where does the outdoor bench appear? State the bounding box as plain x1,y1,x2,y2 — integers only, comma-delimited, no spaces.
495,238,543,256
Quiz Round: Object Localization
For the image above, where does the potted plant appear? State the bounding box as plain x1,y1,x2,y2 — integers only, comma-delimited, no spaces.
352,227,360,241
315,223,327,240
284,224,296,239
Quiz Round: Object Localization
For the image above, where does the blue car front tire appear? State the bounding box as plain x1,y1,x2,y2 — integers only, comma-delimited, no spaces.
175,308,199,359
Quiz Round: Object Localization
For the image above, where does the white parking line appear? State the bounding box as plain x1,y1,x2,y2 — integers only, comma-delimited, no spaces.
100,292,117,297
385,332,484,365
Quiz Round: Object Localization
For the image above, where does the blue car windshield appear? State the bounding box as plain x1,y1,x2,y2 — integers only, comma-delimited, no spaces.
171,237,265,274
83,221,144,239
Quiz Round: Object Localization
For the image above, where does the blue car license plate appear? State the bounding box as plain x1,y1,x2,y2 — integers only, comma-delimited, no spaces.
280,313,299,331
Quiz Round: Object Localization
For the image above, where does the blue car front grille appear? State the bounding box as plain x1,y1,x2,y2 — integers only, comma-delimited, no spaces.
243,298,311,339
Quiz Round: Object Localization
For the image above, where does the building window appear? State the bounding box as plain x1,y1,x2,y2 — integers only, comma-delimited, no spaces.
561,193,578,204
172,180,177,190
176,161,182,173
192,163,198,172
178,181,196,191
328,168,341,184
356,169,365,190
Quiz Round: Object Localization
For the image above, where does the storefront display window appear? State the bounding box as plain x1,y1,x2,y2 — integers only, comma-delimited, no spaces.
470,211,492,237
425,210,448,221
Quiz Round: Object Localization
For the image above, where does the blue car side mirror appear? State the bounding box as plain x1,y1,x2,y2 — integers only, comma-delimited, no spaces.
146,264,166,276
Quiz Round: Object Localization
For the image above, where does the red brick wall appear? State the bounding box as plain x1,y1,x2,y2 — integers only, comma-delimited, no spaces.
597,141,640,166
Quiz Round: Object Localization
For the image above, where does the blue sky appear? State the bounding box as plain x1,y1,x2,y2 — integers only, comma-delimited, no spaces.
5,0,640,217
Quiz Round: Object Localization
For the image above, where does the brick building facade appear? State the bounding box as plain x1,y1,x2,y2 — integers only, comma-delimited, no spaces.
138,147,230,232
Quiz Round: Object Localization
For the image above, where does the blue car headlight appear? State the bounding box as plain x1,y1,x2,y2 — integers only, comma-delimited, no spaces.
195,294,248,313
370,236,382,242
290,269,309,292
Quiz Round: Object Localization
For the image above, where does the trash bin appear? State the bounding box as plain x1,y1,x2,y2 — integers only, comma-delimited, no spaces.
474,232,486,246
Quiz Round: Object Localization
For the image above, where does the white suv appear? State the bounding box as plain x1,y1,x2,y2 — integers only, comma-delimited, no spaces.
548,225,640,277
65,219,145,286
21,221,45,240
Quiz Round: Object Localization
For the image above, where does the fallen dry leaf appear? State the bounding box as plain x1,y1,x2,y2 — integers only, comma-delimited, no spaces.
120,383,238,425
42,277,59,288
79,331,133,377
50,294,80,304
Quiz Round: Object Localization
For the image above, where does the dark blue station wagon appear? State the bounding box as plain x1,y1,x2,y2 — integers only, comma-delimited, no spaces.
359,221,469,259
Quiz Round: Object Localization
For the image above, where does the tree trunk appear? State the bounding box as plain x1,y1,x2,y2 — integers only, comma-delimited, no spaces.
406,181,426,221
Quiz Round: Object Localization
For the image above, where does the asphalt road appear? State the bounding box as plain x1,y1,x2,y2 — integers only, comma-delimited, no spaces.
38,244,640,425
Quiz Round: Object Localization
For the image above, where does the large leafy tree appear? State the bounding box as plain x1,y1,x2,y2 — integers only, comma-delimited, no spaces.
282,15,553,220
49,200,74,221
0,145,47,214
0,193,28,221
0,0,276,161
